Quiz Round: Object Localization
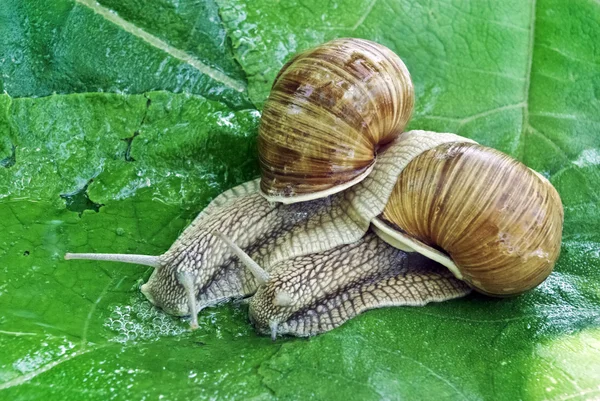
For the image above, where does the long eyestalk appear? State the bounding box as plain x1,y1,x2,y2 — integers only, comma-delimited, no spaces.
213,230,270,285
64,253,161,268
177,272,199,329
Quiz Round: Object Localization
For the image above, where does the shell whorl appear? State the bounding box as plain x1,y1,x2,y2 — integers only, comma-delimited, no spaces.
380,141,564,296
258,38,414,203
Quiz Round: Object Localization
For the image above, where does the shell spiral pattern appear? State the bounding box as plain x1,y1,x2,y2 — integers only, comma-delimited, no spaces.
258,38,414,203
381,141,564,296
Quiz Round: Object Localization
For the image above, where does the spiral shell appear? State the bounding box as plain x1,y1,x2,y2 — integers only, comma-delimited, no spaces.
258,38,414,203
375,138,564,296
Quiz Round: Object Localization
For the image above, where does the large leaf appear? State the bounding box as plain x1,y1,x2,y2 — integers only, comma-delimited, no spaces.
1,0,599,400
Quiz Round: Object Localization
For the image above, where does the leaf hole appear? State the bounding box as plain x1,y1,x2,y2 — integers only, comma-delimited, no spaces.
0,145,16,168
60,178,104,217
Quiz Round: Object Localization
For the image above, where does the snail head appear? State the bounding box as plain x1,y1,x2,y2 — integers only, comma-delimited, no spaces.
65,233,229,330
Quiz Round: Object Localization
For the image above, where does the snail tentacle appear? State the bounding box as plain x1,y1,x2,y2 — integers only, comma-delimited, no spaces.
213,230,270,285
177,271,199,329
64,253,161,268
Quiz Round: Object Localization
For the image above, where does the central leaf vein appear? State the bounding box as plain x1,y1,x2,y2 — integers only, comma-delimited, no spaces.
75,0,247,93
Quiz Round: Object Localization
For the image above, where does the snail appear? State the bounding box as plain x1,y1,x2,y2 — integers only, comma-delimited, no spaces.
64,38,564,338
216,229,469,339
371,138,564,296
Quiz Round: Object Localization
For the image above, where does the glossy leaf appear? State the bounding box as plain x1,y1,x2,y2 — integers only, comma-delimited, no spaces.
1,0,599,400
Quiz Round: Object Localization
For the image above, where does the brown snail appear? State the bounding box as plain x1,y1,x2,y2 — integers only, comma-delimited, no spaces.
64,38,564,338
258,38,414,203
370,133,564,296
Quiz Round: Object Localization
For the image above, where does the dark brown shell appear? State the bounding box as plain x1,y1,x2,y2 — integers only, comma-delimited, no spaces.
258,38,414,203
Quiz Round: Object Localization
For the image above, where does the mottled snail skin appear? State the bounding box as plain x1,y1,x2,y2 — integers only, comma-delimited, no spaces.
259,38,414,203
143,132,471,324
379,138,564,296
249,232,470,339
140,179,368,317
65,131,475,334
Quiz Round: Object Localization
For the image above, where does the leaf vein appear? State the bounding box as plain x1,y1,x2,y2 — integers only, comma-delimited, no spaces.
81,279,112,346
0,347,101,390
333,333,470,400
75,0,246,93
0,330,37,337
517,0,537,158
351,0,378,31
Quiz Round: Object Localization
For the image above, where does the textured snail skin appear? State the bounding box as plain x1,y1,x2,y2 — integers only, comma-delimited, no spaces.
139,176,382,317
141,132,474,322
381,140,564,296
250,232,470,338
259,38,414,203
140,179,356,316
138,175,470,334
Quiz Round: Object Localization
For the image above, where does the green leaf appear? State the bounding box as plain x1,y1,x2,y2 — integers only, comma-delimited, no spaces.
0,0,250,108
1,0,599,400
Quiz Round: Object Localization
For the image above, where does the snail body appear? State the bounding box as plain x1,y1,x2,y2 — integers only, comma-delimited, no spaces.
248,232,469,338
65,177,468,333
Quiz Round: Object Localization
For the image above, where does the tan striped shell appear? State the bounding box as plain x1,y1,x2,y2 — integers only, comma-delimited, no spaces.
376,139,564,296
258,38,414,203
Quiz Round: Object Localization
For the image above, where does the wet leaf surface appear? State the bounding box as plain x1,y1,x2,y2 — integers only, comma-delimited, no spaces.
0,0,599,400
